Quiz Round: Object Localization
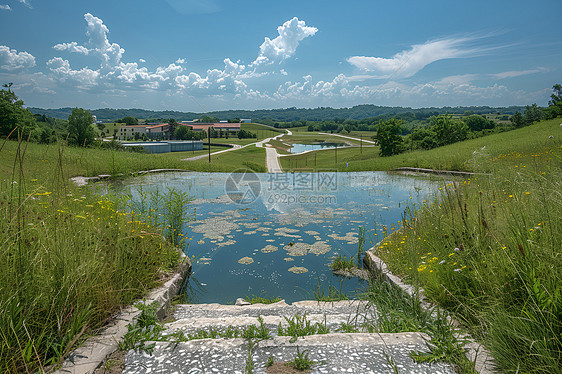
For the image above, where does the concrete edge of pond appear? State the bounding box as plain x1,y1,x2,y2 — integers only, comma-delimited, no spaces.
393,167,490,177
70,169,192,187
363,249,495,374
52,255,191,374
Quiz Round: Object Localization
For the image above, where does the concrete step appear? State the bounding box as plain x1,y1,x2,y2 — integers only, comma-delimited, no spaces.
166,300,372,336
171,300,369,320
123,333,455,374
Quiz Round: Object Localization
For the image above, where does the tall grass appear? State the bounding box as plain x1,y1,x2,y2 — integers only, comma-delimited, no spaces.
0,136,186,373
374,119,562,373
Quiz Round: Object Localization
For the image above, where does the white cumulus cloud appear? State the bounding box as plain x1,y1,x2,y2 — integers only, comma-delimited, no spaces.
252,17,317,66
54,13,124,67
0,45,36,70
46,57,99,88
0,4,11,10
347,37,483,79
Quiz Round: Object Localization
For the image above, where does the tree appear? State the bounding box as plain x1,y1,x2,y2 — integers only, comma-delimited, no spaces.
429,115,469,146
67,108,95,146
549,84,562,107
464,115,494,132
545,84,562,119
511,112,523,127
121,116,138,125
174,125,197,140
0,86,36,137
168,119,178,139
523,104,543,126
375,119,404,156
200,115,219,123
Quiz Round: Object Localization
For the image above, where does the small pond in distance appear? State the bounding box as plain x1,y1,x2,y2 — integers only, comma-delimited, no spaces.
106,171,439,304
290,143,348,154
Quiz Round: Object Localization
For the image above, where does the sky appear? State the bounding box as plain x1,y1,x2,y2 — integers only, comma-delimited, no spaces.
1,0,561,112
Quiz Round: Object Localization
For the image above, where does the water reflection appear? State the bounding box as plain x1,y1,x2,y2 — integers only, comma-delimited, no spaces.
108,171,439,303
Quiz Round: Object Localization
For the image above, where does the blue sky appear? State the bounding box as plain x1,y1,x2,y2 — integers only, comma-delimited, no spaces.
1,0,561,112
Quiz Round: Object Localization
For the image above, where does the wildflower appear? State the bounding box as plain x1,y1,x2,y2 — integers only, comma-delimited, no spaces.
439,260,446,265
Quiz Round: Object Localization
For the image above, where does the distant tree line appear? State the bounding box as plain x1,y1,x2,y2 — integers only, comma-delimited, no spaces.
28,103,527,123
375,84,562,157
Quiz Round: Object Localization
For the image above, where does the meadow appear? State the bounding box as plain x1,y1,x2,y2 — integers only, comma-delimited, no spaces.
0,117,559,372
0,136,195,372
279,118,560,173
372,117,562,373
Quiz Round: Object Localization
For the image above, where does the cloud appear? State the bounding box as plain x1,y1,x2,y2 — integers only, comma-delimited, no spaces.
175,58,246,94
347,37,483,79
48,13,319,99
53,42,90,55
489,68,547,79
165,0,220,15
269,71,544,107
46,57,100,88
0,4,11,11
252,17,317,66
16,0,32,9
53,13,124,67
0,45,36,70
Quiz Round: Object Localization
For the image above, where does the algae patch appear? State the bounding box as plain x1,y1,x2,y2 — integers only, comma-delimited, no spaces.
238,257,254,265
288,266,308,274
261,245,278,253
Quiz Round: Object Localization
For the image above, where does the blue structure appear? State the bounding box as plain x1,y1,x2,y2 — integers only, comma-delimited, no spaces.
122,140,203,154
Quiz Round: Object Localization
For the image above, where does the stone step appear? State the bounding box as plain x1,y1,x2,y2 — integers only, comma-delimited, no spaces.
124,333,455,374
172,299,370,320
166,300,373,336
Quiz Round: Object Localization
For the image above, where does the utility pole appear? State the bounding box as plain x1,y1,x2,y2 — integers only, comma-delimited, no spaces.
208,127,211,163
335,144,338,164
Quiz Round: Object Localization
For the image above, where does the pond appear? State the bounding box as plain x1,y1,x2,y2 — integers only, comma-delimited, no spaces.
290,143,348,154
108,171,439,304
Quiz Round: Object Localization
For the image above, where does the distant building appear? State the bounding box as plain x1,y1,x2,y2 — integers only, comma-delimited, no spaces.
146,123,170,139
122,140,203,154
240,119,252,123
180,122,241,133
118,123,172,140
118,125,150,140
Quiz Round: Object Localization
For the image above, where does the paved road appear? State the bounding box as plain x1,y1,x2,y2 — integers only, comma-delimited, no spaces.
183,128,290,172
319,132,377,144
182,144,243,161
265,145,282,173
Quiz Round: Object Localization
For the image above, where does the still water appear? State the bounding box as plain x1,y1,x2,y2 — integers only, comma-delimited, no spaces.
113,171,438,303
290,143,347,154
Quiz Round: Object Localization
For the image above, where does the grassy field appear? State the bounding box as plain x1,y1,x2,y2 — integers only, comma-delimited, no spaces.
0,140,192,181
0,138,190,372
370,117,562,373
241,123,284,140
182,145,267,173
279,118,561,172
